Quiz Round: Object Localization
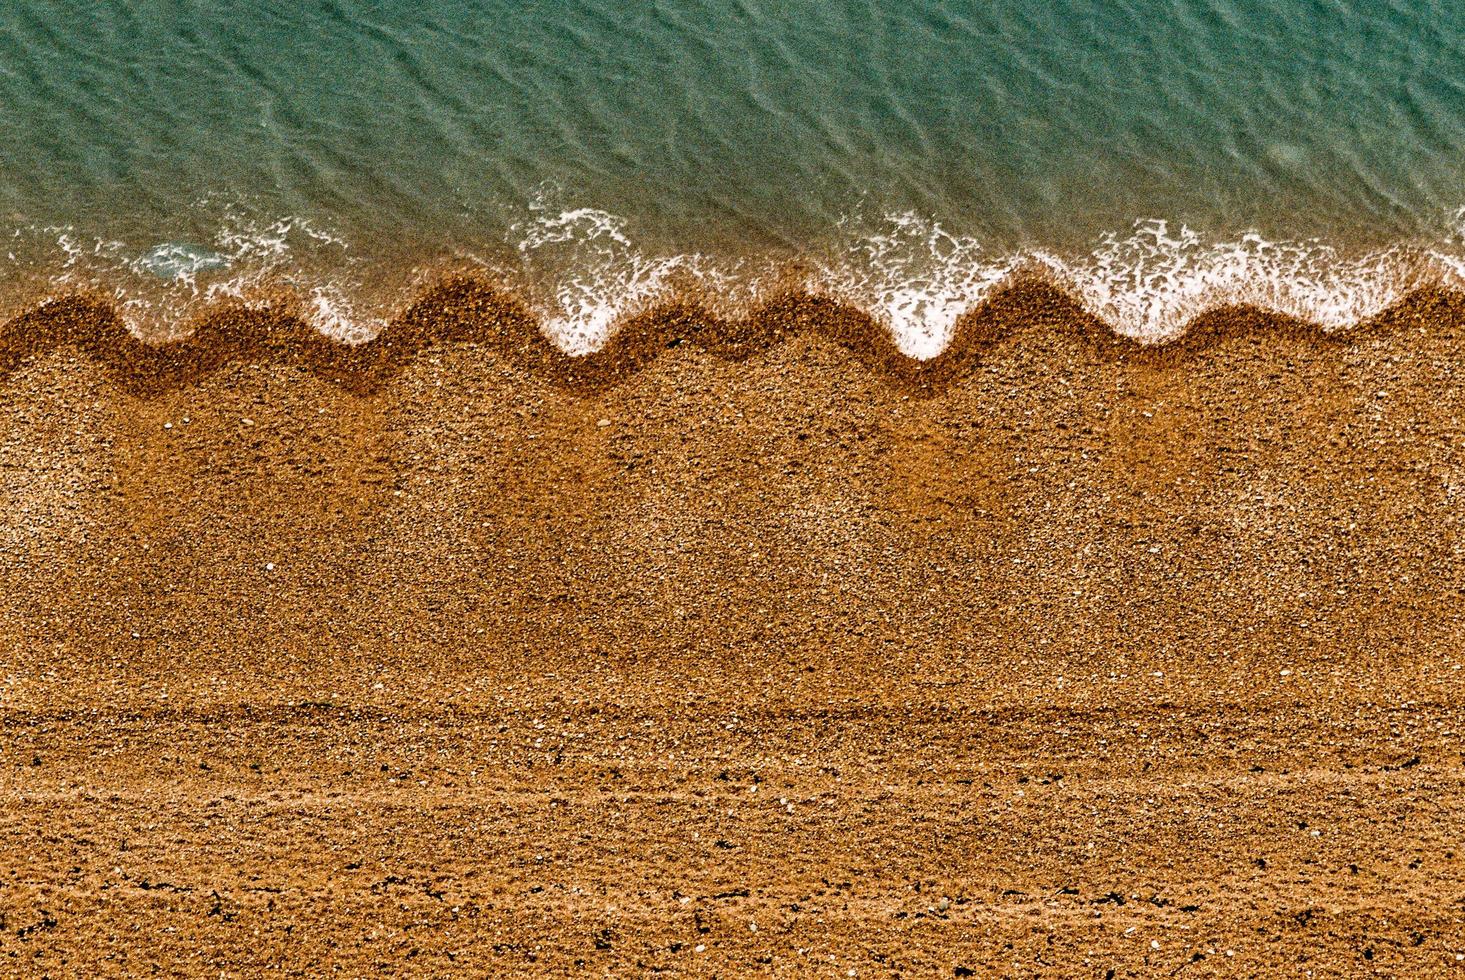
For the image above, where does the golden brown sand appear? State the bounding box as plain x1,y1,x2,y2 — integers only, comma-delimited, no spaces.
1,281,1463,977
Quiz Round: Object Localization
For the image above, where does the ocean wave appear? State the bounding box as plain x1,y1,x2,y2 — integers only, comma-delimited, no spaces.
818,213,1020,359
3,207,1464,357
1042,221,1425,343
505,201,694,355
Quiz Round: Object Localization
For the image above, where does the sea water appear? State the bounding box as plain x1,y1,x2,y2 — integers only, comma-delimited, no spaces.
3,0,1465,353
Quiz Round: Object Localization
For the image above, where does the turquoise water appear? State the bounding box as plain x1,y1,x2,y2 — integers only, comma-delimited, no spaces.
4,0,1465,351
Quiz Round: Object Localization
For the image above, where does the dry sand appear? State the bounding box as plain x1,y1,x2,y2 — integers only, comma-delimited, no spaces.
1,281,1462,977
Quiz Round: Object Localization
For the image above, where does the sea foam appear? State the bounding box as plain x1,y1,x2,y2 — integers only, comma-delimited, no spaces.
818,213,1020,359
1,206,1459,356
1046,221,1420,343
509,202,693,355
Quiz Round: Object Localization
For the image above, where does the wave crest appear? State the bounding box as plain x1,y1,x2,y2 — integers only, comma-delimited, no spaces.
3,207,1463,358
1045,221,1422,342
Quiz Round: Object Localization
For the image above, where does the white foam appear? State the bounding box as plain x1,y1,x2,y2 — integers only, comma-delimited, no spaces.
204,211,355,301
1043,220,1419,342
199,210,387,343
135,242,228,282
1430,251,1465,289
819,212,1019,359
2,209,379,341
6,205,1465,355
1425,207,1465,290
304,283,384,345
510,200,690,355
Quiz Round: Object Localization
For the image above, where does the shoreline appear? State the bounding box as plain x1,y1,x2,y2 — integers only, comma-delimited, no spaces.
2,275,1462,391
0,216,1453,358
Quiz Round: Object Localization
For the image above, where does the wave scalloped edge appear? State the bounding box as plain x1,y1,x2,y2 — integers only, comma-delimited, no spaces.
8,215,1465,363
4,271,1465,394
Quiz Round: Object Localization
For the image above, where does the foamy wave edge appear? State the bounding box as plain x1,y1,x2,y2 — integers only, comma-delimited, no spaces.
6,215,1465,359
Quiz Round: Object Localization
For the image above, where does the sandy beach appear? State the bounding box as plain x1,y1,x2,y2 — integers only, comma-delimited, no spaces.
1,280,1462,976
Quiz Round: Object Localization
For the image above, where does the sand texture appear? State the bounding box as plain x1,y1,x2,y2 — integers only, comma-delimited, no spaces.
1,282,1463,977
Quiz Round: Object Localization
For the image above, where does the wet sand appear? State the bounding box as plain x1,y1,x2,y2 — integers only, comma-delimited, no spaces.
1,282,1463,977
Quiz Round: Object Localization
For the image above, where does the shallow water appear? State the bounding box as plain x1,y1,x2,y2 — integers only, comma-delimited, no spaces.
4,0,1465,352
